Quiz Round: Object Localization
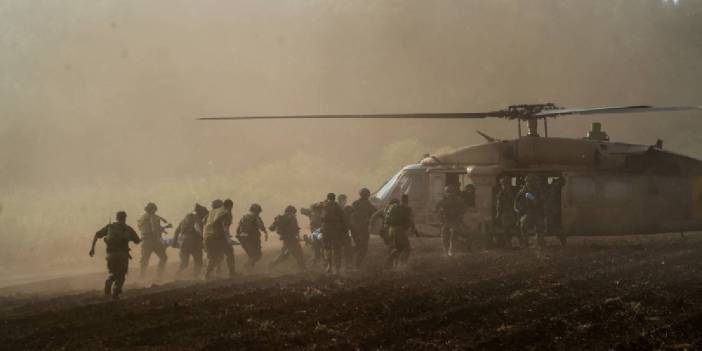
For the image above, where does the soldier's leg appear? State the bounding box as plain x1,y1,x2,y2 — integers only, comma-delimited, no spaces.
322,234,334,273
441,225,451,256
397,229,411,265
192,246,204,277
112,255,129,299
385,227,398,269
289,240,306,271
178,246,190,273
270,243,289,268
354,229,370,268
447,225,457,257
343,234,353,270
223,244,236,278
105,256,116,296
332,235,343,273
140,242,153,278
154,242,168,277
204,240,223,280
251,236,262,267
518,216,529,247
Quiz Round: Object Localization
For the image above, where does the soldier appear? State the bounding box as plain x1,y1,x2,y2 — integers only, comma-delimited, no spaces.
350,188,377,268
89,211,141,300
268,205,305,271
515,174,546,249
337,194,355,270
320,193,348,274
545,177,567,246
384,194,416,269
137,202,171,279
204,199,236,279
435,185,467,257
172,203,209,277
236,203,268,270
495,177,523,248
300,202,324,264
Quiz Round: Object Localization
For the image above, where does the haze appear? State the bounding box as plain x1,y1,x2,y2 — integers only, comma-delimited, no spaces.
1,0,701,280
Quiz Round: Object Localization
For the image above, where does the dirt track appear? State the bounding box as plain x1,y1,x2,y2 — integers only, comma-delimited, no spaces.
2,235,702,350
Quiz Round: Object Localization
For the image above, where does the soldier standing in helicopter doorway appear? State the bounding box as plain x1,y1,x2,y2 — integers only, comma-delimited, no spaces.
137,202,171,279
435,184,467,257
495,177,524,248
515,174,546,249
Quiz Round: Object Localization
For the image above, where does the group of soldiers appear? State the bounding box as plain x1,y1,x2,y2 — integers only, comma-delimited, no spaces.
89,174,564,300
89,188,393,299
494,174,566,249
434,173,565,257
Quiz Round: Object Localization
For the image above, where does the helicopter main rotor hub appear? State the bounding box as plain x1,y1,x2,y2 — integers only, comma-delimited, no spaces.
505,103,561,137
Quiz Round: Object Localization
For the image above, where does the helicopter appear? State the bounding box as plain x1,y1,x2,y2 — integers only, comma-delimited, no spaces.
200,103,702,242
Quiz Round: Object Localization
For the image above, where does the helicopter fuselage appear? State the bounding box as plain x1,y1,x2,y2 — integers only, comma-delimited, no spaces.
370,135,702,238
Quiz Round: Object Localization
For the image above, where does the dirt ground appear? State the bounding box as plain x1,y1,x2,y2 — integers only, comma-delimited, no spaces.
1,234,702,350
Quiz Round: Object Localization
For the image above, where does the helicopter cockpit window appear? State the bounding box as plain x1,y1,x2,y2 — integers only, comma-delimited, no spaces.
571,176,596,203
375,171,402,201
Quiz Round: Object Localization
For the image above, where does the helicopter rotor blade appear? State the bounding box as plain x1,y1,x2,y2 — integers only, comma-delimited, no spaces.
198,111,507,120
534,105,702,118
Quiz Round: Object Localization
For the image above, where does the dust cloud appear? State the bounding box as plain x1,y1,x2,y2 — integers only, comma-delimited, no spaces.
1,1,701,280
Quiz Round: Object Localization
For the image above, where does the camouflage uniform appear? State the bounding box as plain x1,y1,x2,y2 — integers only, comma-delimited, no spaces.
515,174,546,248
320,195,348,274
384,199,414,269
435,187,467,256
92,217,140,299
173,205,208,277
204,205,236,279
269,207,305,271
350,189,377,268
236,205,267,270
495,179,523,248
137,207,168,279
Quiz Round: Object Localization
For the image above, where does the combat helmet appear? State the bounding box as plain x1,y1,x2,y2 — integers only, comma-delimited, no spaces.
144,202,158,213
250,203,262,214
359,188,371,198
285,205,297,214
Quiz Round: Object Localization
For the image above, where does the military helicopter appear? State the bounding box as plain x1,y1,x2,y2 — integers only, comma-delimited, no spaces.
201,103,702,240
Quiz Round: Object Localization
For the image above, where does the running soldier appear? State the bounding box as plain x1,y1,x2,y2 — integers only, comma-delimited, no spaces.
435,185,467,257
515,174,546,249
384,194,416,269
137,202,171,279
350,188,377,268
172,203,209,277
89,211,141,300
204,199,236,279
268,205,305,271
320,193,348,274
236,204,268,270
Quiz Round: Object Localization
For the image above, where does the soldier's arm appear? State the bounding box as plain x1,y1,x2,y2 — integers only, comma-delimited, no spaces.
258,217,269,240
173,220,183,244
90,226,109,257
128,227,141,244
